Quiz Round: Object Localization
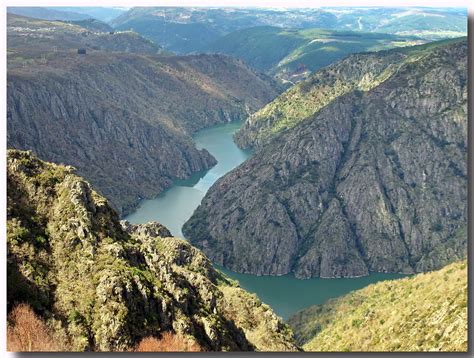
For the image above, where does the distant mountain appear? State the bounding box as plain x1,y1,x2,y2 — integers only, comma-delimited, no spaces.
323,7,467,40
7,14,162,58
7,6,92,21
288,260,467,351
111,7,466,54
7,14,280,216
49,7,127,23
203,26,422,83
111,7,337,53
183,39,467,279
61,18,114,33
7,6,126,23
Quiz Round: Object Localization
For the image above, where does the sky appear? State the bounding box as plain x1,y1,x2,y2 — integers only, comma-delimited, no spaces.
4,0,470,8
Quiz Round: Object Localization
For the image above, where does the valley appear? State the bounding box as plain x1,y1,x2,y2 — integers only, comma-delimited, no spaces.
5,5,468,352
7,14,280,216
184,39,467,280
125,120,407,320
202,27,423,83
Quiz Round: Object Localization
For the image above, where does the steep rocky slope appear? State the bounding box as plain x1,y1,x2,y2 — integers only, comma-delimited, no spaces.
7,15,280,215
235,38,463,149
7,150,298,352
288,261,467,351
183,40,467,278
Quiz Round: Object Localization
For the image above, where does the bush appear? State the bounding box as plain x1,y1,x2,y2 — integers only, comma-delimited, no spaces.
134,332,202,352
431,222,444,232
351,319,362,328
7,303,62,352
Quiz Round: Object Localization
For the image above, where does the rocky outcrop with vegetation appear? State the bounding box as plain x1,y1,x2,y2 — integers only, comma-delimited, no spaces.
7,150,298,352
288,260,467,352
234,38,464,148
183,39,467,278
7,15,280,215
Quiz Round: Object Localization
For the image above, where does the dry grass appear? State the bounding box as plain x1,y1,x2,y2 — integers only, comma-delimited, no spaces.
134,332,202,352
7,303,63,352
300,261,468,352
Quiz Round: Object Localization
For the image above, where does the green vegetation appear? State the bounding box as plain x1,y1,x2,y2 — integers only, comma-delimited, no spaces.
7,150,298,352
111,7,466,55
205,26,421,83
288,261,467,352
235,37,466,148
323,7,466,40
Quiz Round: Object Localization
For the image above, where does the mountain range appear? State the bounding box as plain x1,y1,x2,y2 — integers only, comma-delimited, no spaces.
111,7,466,54
202,26,422,83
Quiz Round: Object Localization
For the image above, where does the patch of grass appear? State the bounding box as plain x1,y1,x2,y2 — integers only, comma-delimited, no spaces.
292,261,467,352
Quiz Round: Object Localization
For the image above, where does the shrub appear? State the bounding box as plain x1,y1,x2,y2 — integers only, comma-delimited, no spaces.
7,303,62,352
351,319,362,328
134,332,202,352
431,222,444,232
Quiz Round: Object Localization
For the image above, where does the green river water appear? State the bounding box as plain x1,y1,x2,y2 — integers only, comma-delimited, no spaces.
125,121,406,319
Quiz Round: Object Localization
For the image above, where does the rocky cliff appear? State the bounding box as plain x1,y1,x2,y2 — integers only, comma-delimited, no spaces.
7,15,280,215
7,150,298,352
183,39,467,278
234,38,464,149
288,260,467,351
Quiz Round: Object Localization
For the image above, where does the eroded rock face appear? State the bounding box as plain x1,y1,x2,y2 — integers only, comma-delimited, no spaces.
7,150,298,352
183,40,467,278
7,16,280,215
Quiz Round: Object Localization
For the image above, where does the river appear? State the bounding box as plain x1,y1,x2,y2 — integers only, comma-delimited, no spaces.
125,120,406,319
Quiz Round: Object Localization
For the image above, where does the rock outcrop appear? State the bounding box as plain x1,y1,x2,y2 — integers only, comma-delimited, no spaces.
7,15,280,215
288,260,467,352
183,39,467,278
234,38,464,149
7,150,298,352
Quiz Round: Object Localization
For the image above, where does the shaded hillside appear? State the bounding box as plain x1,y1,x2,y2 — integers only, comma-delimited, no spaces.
7,15,280,215
288,261,467,352
6,150,298,352
204,26,421,83
183,40,467,278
